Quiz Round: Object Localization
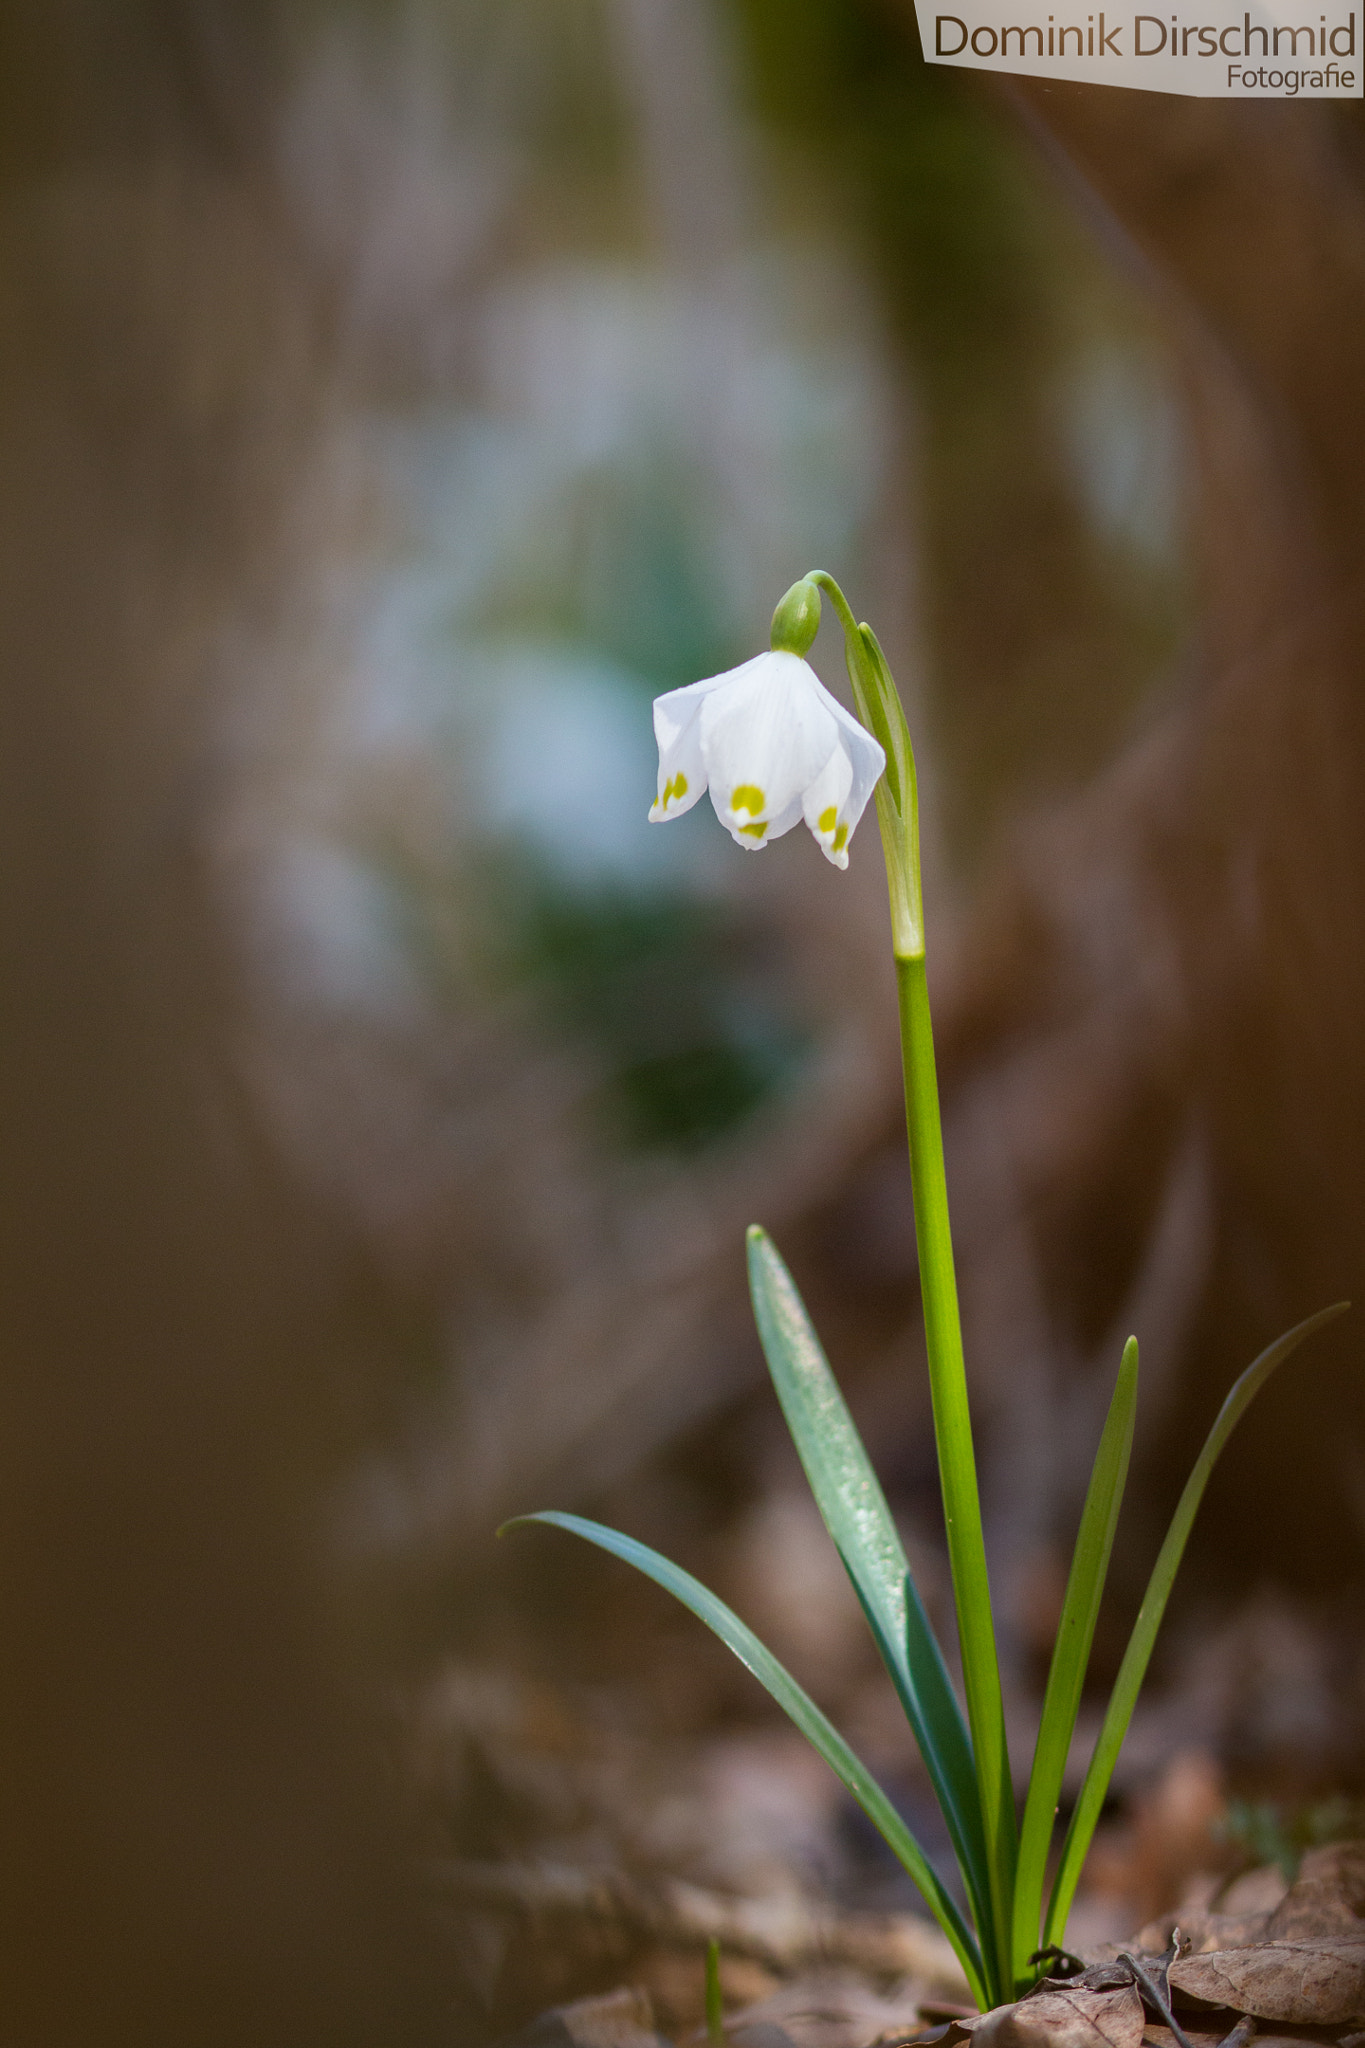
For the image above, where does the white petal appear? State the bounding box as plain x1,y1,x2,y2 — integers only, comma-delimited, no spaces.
801,744,855,867
796,680,885,864
820,688,887,826
649,674,717,822
765,792,806,839
700,651,838,849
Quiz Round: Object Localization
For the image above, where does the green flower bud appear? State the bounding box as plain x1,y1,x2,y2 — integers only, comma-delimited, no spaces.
769,576,821,657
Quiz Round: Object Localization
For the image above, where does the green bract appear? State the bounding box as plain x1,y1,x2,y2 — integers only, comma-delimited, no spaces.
503,574,1348,2010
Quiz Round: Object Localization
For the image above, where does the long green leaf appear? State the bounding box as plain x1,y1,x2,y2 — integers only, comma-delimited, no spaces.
746,1226,992,1946
1044,1303,1348,1947
502,1509,986,2004
1011,1336,1138,1983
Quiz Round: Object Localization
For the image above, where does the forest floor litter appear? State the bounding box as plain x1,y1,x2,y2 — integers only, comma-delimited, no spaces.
425,1616,1365,2046
493,1842,1365,2048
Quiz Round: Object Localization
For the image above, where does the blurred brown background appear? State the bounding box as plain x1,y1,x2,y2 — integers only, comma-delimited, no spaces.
1,2,1363,2041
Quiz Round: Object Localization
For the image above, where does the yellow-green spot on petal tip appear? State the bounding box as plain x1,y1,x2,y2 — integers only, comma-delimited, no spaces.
738,821,768,838
818,806,837,833
663,772,688,806
833,823,848,852
731,784,765,816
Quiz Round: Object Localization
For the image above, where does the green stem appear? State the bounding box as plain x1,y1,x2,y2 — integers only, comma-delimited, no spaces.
897,952,1016,2000
809,569,859,649
806,569,1016,2000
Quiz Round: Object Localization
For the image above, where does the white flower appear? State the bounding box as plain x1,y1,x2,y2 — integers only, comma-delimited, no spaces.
648,650,885,868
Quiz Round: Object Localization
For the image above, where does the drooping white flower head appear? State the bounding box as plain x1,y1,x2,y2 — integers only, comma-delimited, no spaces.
648,625,886,869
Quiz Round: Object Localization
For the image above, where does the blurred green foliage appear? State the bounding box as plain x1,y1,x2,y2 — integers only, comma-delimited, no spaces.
734,0,1192,865
465,458,747,695
429,847,810,1163
470,853,806,1154
352,0,1192,1158
1219,1795,1365,1883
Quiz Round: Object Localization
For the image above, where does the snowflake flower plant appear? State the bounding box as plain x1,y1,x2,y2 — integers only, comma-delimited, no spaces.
505,572,1344,2010
648,578,884,865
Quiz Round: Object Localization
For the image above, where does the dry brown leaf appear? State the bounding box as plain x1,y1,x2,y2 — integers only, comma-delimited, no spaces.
968,1984,1144,2048
1135,1904,1272,1956
1226,2038,1342,2048
1182,1911,1276,1955
1265,1843,1365,1941
506,1984,668,2047
1138,2029,1233,2047
1135,1862,1286,1955
1143,2025,1343,2045
1168,1937,1365,2024
714,1972,934,2048
1152,2036,1341,2048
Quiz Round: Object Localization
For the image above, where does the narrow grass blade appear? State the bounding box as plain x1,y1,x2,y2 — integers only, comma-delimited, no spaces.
705,1938,724,2043
502,1509,986,2004
1044,1303,1348,1947
747,1226,992,1942
1011,1337,1138,1982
